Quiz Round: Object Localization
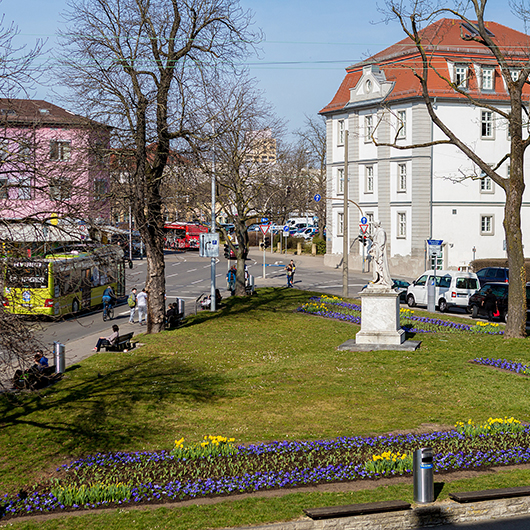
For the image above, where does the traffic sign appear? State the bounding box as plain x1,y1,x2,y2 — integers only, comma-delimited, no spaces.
283,225,290,235
261,217,269,223
314,194,321,202
360,216,367,224
260,224,270,235
360,224,368,234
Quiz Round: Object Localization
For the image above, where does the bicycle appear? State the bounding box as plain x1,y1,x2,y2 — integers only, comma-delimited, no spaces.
102,299,115,321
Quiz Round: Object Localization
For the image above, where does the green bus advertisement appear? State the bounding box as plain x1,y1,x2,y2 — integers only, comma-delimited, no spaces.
1,246,125,317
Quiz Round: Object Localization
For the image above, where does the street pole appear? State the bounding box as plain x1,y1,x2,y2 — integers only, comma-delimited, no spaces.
210,128,217,312
342,130,349,298
262,234,266,279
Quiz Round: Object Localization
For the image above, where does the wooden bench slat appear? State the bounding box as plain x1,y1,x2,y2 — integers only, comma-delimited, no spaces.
450,486,530,503
304,500,411,520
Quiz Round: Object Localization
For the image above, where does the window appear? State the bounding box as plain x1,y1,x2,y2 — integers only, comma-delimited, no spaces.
481,67,494,90
366,212,374,235
481,111,494,138
0,177,7,199
337,167,344,194
337,119,345,145
94,179,107,200
16,176,32,200
0,140,9,161
397,212,406,238
18,141,32,160
50,140,71,161
455,65,468,88
480,171,494,193
337,212,344,236
397,110,406,139
365,165,374,193
510,69,519,82
398,163,407,192
365,115,373,141
49,177,71,201
481,214,494,235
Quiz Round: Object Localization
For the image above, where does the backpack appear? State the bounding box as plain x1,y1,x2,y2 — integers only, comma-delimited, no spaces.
127,293,136,307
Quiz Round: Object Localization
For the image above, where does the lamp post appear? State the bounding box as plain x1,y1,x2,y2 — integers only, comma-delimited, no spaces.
472,246,476,262
343,130,349,298
210,127,217,312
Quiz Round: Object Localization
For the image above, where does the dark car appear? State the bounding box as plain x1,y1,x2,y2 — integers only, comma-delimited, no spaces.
362,278,410,303
476,267,509,287
468,282,530,322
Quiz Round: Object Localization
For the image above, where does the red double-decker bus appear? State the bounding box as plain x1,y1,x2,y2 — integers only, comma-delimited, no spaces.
164,222,208,250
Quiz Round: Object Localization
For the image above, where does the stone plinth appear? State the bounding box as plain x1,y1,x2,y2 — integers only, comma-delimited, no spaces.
355,287,405,346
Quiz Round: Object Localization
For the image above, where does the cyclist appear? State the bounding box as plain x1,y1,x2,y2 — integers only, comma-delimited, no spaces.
102,286,117,318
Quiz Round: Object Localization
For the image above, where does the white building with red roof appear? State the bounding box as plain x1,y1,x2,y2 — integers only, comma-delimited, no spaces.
320,18,530,277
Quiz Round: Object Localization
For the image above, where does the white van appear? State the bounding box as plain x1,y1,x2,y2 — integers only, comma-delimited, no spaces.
406,270,480,313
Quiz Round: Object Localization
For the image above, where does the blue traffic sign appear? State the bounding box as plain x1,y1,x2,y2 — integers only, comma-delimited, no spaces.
261,217,269,223
283,225,290,233
314,194,321,202
360,216,368,224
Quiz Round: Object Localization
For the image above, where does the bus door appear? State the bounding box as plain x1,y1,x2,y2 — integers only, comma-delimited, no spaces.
82,268,92,309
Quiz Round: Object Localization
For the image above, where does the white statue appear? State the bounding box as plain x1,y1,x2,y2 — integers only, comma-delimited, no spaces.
369,221,392,288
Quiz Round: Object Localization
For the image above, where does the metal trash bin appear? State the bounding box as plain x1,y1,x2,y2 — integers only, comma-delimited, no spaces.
54,342,65,374
413,447,434,503
176,298,185,317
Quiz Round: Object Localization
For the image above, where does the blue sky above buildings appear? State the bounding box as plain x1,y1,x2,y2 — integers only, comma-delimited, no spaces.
1,0,525,139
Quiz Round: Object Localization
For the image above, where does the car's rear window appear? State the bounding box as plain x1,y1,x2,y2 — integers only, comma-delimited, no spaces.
456,278,479,290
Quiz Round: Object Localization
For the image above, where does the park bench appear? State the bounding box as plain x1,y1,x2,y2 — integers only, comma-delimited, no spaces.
104,332,135,352
12,365,63,391
450,486,530,503
303,500,411,520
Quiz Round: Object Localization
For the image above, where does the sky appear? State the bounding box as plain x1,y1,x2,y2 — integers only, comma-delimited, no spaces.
0,0,526,140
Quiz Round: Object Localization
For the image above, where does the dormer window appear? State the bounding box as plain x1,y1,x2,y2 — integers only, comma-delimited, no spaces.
365,79,372,93
481,67,494,90
510,69,520,82
454,65,468,88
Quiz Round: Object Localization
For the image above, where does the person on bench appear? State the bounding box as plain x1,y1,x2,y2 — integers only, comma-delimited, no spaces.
34,350,49,371
93,325,119,352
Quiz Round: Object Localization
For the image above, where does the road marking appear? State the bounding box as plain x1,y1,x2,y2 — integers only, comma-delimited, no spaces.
166,273,179,278
187,268,197,273
191,279,204,284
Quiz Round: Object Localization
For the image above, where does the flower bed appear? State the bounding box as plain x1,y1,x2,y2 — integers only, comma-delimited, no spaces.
297,296,503,334
1,419,529,519
473,357,530,375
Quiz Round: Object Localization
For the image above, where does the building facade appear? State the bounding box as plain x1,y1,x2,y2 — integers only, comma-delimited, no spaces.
0,99,111,224
320,19,530,278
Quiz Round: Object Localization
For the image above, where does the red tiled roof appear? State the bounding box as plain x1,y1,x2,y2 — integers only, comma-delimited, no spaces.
320,19,530,114
0,99,107,128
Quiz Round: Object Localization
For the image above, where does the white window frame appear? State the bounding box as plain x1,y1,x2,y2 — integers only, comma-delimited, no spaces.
510,69,520,82
397,110,406,139
480,214,494,235
480,171,494,193
398,163,407,192
366,212,374,236
337,212,344,236
481,67,494,90
397,212,407,239
337,119,345,146
364,115,373,142
365,165,374,193
455,65,468,88
337,167,344,194
50,140,71,161
481,110,494,139
16,176,33,200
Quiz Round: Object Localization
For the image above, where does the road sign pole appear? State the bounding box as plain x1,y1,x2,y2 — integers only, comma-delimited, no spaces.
343,130,349,298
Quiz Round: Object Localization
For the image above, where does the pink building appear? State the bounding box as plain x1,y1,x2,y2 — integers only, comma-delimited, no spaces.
0,99,111,223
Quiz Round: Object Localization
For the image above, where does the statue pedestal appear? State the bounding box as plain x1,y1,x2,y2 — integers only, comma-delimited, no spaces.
355,287,405,346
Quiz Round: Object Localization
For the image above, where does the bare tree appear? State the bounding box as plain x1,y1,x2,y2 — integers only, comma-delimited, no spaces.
295,115,327,228
379,0,530,338
58,0,259,332
200,78,283,295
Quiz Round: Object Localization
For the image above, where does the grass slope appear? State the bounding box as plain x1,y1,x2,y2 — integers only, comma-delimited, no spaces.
1,287,530,527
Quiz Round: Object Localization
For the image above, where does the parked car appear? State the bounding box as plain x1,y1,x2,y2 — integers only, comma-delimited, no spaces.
247,224,260,232
406,270,480,312
468,282,530,322
362,278,410,303
293,227,318,240
475,267,509,287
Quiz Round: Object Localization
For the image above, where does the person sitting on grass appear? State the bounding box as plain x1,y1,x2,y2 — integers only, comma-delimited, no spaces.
93,325,119,352
34,350,49,371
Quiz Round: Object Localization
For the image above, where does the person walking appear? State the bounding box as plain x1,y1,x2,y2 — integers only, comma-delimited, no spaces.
127,287,137,323
285,263,293,288
226,266,236,296
136,288,148,325
482,288,498,321
289,259,296,286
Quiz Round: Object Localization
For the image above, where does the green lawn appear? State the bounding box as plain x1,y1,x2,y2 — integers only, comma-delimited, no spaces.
1,287,530,528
